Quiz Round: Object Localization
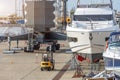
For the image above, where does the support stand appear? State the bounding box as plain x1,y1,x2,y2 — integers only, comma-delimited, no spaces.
12,40,23,51
3,36,15,54
71,53,85,78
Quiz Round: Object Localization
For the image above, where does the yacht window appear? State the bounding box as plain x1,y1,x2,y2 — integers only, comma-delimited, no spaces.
68,37,77,42
73,15,113,21
109,42,120,47
110,34,120,42
109,34,120,47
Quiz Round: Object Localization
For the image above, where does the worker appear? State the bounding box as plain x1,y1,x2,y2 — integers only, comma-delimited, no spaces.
43,54,49,61
105,37,109,50
105,40,108,49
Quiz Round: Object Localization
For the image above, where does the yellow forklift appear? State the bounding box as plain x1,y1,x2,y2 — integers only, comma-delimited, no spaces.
40,45,55,71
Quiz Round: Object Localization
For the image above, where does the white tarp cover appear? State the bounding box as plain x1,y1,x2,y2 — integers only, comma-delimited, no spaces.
0,27,29,37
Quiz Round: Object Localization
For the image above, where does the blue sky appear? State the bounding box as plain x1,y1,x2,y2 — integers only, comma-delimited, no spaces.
0,0,22,16
0,0,120,16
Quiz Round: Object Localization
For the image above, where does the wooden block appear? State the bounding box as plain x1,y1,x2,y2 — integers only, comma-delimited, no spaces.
86,78,105,80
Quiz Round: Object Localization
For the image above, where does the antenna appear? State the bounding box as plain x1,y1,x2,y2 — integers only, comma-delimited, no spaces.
77,0,80,8
15,0,17,16
110,0,113,9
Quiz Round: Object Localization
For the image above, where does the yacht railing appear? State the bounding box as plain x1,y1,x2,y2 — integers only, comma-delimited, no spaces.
78,4,112,8
72,21,113,30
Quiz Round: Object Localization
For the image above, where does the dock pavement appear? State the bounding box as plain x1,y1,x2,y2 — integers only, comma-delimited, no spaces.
0,40,104,80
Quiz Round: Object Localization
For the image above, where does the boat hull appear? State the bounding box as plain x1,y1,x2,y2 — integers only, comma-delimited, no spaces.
78,52,102,62
67,30,113,62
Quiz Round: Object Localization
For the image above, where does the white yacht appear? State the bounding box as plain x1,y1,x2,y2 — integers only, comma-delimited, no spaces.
66,2,119,62
103,32,120,70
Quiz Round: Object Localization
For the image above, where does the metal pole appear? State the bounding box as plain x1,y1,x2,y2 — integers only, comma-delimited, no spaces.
22,0,25,19
112,48,115,80
15,0,17,16
110,0,113,9
77,0,80,8
63,0,67,30
17,39,19,48
8,36,11,51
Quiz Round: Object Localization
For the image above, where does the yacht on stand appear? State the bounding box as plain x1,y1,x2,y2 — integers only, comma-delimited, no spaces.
103,32,120,70
66,0,119,62
91,32,120,79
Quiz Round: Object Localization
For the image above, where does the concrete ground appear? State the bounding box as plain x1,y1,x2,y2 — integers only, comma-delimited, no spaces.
0,41,104,80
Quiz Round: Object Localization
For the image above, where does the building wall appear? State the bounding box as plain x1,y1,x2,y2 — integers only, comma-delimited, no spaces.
25,0,56,32
25,1,34,27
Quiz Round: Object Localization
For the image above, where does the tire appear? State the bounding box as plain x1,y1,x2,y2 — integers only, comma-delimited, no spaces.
56,44,60,50
34,44,40,50
51,44,56,52
24,47,26,52
52,65,54,70
41,68,43,71
48,67,51,71
51,61,55,70
46,46,50,51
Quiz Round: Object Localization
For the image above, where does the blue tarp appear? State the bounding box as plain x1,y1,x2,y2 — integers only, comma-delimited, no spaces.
17,20,25,24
